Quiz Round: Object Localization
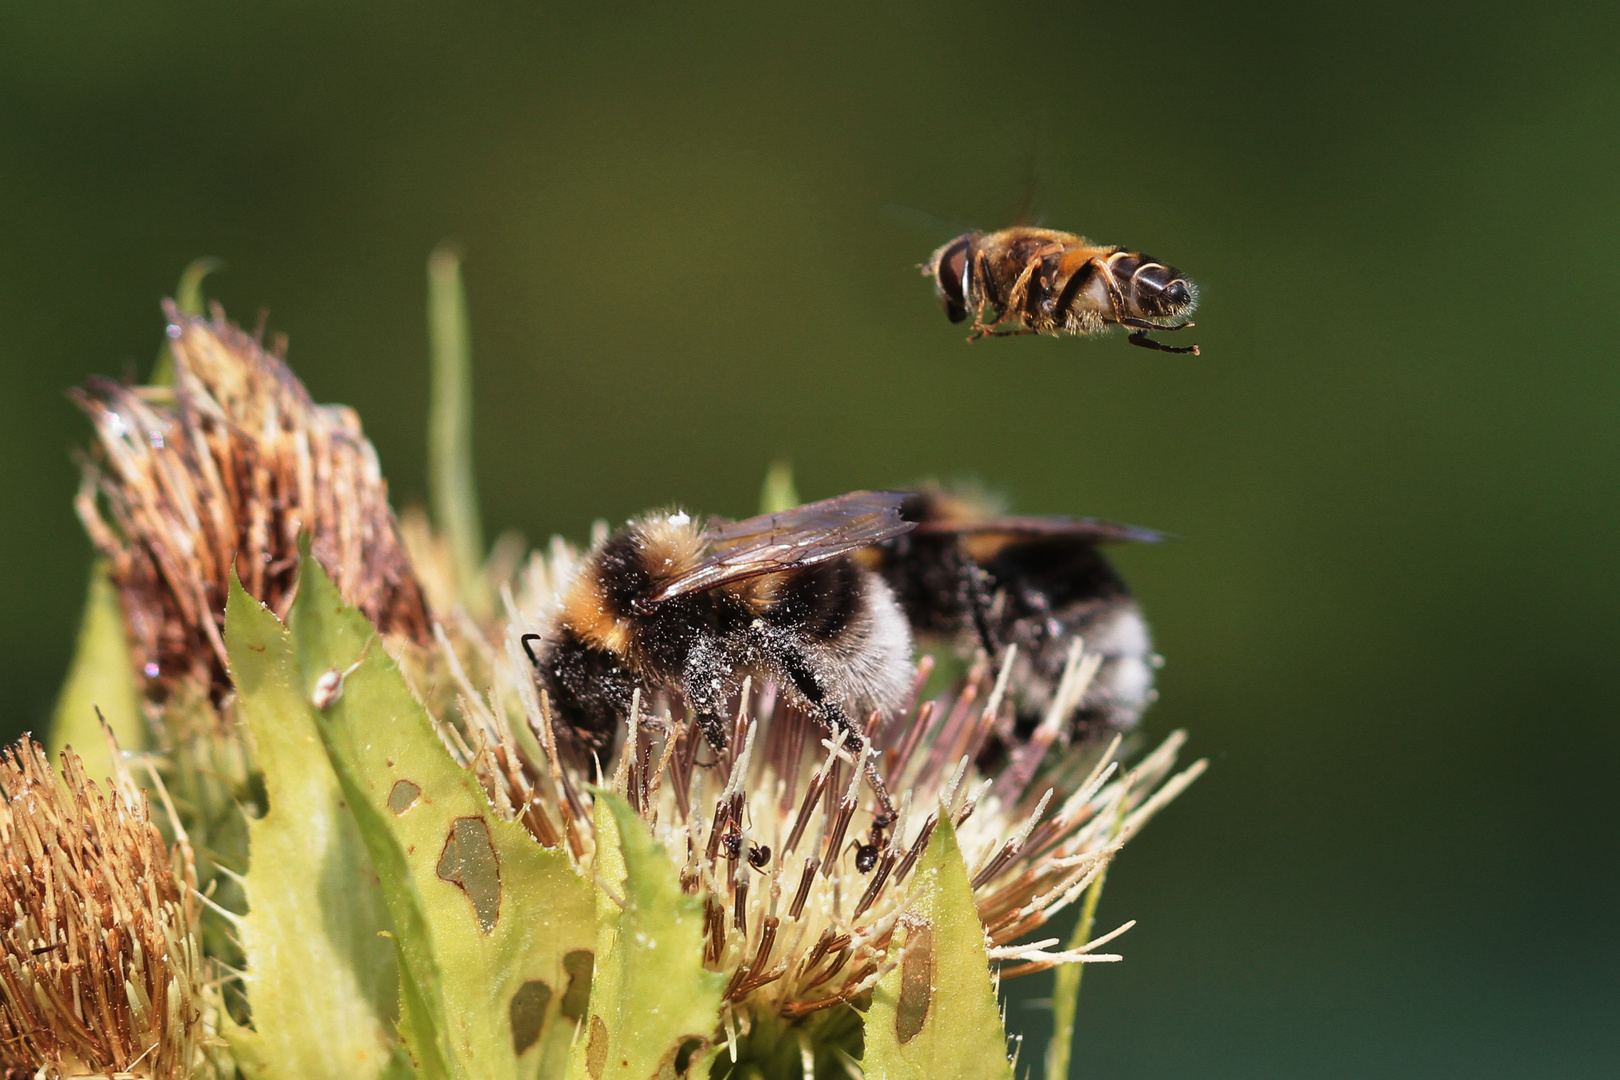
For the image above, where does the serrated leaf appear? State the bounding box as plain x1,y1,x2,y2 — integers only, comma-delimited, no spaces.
860,813,1014,1080
565,794,725,1080
222,574,404,1080
49,561,146,777
290,547,595,1080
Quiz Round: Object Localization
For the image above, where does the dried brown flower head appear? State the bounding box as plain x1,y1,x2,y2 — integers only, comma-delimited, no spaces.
72,305,429,703
0,737,206,1080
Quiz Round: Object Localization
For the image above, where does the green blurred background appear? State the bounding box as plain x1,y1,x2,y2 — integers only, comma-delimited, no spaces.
3,2,1616,1075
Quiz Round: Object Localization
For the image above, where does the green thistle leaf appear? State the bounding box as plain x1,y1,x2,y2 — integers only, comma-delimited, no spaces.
223,574,405,1080
49,560,146,778
565,794,725,1080
860,813,1014,1080
289,543,595,1080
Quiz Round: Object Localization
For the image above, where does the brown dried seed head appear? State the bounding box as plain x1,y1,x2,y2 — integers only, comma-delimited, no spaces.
0,737,206,1080
73,304,430,703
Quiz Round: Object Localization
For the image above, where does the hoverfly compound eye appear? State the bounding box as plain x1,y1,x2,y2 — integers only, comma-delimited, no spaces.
936,237,971,323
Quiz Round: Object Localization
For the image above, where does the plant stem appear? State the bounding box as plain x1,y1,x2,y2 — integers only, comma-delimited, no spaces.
426,244,488,617
760,460,800,514
1046,794,1127,1079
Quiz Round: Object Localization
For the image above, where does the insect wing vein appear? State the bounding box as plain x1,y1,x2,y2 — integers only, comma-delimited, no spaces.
649,491,918,602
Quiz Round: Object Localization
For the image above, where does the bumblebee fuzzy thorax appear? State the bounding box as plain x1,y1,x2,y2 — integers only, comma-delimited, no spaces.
629,510,706,587
559,509,704,656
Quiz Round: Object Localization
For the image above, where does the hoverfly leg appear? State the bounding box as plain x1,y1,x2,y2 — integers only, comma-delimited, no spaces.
967,304,1000,342
1004,241,1064,325
1004,255,1043,316
1120,317,1196,333
968,316,1030,340
1127,330,1200,355
966,250,1009,341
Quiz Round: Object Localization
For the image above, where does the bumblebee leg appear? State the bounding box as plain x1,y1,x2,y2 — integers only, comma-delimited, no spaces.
693,710,731,755
777,653,898,822
953,551,1001,656
680,650,734,755
1127,330,1200,355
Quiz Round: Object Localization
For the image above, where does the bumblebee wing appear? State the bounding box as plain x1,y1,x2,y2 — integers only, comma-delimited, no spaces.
649,490,919,602
913,515,1167,544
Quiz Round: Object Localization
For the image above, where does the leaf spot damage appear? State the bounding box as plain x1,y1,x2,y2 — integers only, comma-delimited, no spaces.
672,1038,707,1077
387,779,421,815
436,815,501,933
896,919,933,1044
561,949,594,1018
586,1015,609,1079
509,979,552,1056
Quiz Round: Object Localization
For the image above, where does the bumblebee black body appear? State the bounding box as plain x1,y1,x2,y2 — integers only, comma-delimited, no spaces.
862,488,1161,751
977,534,1148,743
528,494,918,783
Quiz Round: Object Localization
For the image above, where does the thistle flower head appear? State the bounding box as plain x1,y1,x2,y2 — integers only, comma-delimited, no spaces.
443,565,1207,1061
0,736,206,1080
71,305,430,704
